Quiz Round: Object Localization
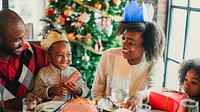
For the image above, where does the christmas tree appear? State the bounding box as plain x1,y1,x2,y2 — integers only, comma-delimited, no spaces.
42,0,126,98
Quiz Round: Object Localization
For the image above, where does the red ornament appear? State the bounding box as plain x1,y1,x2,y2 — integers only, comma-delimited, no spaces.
45,7,54,17
75,20,83,28
101,18,106,27
60,12,66,18
101,17,111,27
97,39,103,52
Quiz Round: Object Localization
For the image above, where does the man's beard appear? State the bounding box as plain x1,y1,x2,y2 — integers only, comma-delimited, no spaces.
0,44,22,56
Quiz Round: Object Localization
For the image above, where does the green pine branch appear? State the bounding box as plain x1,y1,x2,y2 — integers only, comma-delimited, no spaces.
42,0,125,99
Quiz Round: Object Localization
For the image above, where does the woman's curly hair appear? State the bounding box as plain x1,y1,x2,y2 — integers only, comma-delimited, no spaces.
117,21,165,62
178,58,200,85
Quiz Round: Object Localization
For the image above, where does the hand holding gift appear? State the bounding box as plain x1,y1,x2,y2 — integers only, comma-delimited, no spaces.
52,71,82,101
49,85,68,99
65,82,82,96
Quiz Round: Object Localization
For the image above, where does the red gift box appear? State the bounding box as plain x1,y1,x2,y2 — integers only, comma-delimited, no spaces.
150,89,187,112
52,71,82,101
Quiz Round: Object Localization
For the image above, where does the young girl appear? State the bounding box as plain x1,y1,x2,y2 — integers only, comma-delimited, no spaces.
178,58,200,104
32,30,90,101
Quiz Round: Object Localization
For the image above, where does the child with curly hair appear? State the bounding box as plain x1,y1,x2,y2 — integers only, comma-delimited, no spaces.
178,58,200,104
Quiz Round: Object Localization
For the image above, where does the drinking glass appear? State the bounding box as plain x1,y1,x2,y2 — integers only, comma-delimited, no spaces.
96,105,103,112
112,89,127,108
22,98,36,112
0,93,4,112
111,79,129,108
178,98,199,112
136,104,151,112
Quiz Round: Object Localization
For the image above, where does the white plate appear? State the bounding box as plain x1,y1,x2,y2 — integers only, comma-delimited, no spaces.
37,101,64,112
97,98,117,112
97,96,129,112
114,108,131,112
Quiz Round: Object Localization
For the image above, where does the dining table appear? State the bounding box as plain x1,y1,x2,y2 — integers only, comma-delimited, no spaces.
6,108,167,112
5,106,166,112
4,97,167,112
97,97,167,112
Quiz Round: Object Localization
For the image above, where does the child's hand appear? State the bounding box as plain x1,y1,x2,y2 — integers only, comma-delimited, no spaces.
49,85,68,96
65,82,82,96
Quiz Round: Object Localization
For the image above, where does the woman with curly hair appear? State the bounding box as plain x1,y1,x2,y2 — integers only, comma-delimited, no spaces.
91,21,165,111
178,59,200,103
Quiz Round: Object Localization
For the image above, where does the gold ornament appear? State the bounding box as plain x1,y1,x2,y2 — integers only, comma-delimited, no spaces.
64,8,73,17
75,34,84,41
82,54,90,61
84,34,92,45
72,3,76,9
112,0,121,6
67,33,76,41
94,2,102,10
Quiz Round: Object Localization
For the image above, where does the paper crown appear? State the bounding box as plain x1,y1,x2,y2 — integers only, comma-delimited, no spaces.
124,1,154,22
41,30,69,52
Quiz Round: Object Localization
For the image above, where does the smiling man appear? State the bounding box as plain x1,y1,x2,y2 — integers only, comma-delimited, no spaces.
0,9,49,110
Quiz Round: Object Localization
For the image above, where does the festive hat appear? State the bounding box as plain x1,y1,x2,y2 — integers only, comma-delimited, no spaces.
41,30,69,52
124,1,154,22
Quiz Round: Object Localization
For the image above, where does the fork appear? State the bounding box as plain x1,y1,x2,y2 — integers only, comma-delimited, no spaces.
103,97,119,109
53,100,69,112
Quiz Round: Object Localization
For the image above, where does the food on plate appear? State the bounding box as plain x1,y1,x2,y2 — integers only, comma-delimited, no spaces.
37,101,64,112
62,97,97,112
114,108,131,112
38,108,48,112
38,105,54,112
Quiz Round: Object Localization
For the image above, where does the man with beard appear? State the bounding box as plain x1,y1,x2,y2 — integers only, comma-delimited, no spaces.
0,9,49,110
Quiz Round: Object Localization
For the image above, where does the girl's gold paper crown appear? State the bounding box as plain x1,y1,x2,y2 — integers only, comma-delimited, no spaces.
124,1,154,22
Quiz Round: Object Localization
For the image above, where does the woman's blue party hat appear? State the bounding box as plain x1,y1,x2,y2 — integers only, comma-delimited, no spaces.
124,1,154,22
